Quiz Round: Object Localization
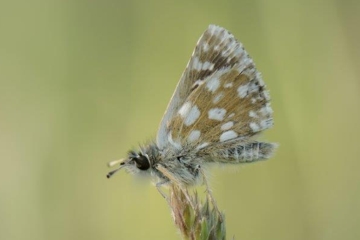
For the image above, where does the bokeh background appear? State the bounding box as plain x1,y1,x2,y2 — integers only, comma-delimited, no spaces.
1,0,360,239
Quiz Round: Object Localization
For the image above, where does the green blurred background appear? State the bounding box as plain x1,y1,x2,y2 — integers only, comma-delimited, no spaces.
1,0,360,239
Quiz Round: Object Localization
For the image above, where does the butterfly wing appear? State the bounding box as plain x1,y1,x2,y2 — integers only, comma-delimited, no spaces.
167,61,273,150
157,25,253,149
162,27,274,156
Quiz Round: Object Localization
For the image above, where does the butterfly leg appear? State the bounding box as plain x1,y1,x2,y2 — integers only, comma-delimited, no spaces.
156,180,170,199
198,166,224,222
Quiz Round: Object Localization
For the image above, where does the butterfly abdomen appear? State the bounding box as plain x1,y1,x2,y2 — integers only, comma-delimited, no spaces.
210,142,277,163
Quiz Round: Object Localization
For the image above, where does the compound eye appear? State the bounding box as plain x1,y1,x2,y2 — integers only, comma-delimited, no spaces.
134,154,150,170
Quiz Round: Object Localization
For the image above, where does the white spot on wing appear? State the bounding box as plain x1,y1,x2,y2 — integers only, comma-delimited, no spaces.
224,82,233,88
213,93,224,104
208,108,226,121
250,122,260,132
220,130,238,142
178,102,191,117
188,130,201,142
179,102,201,126
184,105,200,126
192,56,201,70
249,110,259,118
228,113,235,118
221,121,234,131
202,61,214,71
237,84,248,98
206,77,220,93
203,42,209,52
196,142,209,150
259,104,273,116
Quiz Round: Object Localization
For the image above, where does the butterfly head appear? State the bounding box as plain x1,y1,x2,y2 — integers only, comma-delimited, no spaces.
106,151,152,178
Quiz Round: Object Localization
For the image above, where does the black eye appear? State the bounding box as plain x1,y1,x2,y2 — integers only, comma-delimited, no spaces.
133,154,150,170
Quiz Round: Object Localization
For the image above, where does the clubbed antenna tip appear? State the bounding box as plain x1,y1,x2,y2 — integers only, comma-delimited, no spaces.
107,158,125,167
106,168,120,178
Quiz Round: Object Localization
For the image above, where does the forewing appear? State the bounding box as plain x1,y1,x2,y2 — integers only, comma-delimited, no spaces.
157,25,250,149
166,50,273,151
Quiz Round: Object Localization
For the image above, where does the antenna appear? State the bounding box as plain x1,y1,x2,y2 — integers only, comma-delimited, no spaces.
106,159,125,178
106,166,122,178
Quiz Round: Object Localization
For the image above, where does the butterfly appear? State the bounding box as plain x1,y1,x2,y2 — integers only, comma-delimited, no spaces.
107,25,276,190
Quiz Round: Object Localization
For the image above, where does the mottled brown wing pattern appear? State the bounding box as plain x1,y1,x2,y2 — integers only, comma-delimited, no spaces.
157,25,249,149
167,57,273,151
184,26,247,94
